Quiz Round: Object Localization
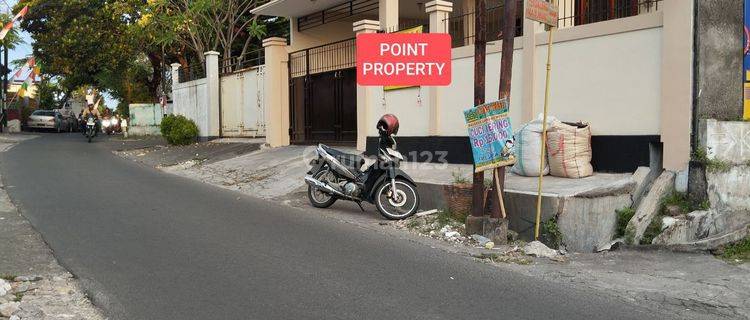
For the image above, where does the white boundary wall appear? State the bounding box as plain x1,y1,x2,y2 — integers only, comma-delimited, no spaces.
365,13,663,138
172,78,210,136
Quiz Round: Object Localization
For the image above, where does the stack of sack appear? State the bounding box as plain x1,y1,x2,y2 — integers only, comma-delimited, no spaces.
511,115,593,179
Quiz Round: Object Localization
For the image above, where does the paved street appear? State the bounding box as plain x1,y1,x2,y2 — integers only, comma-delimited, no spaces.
0,134,673,320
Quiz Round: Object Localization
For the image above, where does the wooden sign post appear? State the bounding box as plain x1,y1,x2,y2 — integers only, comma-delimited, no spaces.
525,0,559,240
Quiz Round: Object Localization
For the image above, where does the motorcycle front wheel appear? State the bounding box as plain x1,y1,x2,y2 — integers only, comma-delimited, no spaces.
307,168,337,208
375,178,420,220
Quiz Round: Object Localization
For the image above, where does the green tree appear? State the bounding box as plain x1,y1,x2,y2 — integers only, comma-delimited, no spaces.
17,0,161,100
36,77,63,110
144,0,268,64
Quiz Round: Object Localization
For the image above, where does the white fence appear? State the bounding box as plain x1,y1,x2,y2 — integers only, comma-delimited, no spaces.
172,77,210,136
170,52,266,139
220,66,266,137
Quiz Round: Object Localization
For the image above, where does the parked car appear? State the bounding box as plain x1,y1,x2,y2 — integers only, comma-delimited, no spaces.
26,110,73,132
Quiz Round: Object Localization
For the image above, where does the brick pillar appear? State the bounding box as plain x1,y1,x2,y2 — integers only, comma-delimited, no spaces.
204,51,220,139
263,37,290,147
426,0,453,135
354,20,381,151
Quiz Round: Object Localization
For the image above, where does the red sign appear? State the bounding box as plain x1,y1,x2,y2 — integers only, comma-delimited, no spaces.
356,33,451,86
525,0,558,27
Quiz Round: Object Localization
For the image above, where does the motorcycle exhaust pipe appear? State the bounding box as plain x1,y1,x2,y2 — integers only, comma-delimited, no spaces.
304,176,357,201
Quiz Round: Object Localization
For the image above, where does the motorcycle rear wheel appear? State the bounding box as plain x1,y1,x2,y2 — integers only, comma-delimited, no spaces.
375,179,420,220
307,169,337,208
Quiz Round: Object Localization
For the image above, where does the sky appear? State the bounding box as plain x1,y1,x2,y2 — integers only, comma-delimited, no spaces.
6,0,118,109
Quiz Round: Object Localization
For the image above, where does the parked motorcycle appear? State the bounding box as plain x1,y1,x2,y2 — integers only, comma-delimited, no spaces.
305,114,420,220
85,115,97,143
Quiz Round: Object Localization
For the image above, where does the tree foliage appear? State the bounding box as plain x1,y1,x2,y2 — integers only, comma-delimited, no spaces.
17,0,160,102
144,0,268,64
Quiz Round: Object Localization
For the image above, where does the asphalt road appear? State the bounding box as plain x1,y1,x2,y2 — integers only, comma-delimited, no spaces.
0,134,673,320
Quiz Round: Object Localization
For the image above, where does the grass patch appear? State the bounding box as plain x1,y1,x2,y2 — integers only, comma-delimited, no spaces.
692,148,732,173
436,208,463,227
719,237,750,263
662,191,692,215
640,216,663,245
615,207,635,239
541,218,563,249
12,292,23,302
0,274,15,281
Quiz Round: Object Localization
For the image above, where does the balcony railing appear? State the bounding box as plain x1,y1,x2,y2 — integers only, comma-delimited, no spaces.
445,1,525,48
445,0,662,48
289,38,357,78
558,0,662,28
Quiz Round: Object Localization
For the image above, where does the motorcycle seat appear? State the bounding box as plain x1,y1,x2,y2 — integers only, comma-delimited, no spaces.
321,144,365,172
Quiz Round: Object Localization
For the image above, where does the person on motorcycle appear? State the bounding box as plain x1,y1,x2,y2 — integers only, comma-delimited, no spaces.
81,102,102,134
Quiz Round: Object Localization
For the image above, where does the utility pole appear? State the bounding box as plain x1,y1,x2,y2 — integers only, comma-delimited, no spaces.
468,0,487,232
488,0,519,218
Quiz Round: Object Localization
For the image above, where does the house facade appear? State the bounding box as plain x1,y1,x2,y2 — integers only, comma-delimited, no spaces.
171,0,697,174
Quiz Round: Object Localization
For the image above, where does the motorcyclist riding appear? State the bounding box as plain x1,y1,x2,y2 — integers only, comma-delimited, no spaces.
80,101,101,135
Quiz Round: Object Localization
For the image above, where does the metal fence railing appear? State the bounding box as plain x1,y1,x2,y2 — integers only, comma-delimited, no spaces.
289,38,356,79
445,1,524,48
177,62,206,83
220,49,265,75
558,0,662,28
297,0,378,32
445,0,661,48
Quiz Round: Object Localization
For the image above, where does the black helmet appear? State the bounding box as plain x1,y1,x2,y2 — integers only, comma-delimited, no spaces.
377,114,399,136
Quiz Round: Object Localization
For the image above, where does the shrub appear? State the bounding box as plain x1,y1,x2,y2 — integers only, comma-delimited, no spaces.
161,115,199,145
615,207,635,239
719,236,750,263
160,114,176,137
541,218,563,249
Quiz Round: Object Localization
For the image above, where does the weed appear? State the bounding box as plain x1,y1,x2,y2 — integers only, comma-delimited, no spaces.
625,226,636,245
436,208,458,227
615,207,635,238
406,218,421,230
451,169,469,185
661,191,692,214
541,218,563,249
692,148,732,173
698,200,711,210
0,274,15,281
12,292,23,302
473,252,532,265
720,236,750,263
640,215,663,245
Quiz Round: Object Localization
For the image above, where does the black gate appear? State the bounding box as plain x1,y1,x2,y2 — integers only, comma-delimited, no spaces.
289,38,357,144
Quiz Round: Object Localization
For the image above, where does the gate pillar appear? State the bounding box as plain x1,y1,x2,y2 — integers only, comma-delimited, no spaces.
263,37,290,147
353,20,380,151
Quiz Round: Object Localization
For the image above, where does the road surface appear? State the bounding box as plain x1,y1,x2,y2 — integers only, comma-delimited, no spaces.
0,134,672,320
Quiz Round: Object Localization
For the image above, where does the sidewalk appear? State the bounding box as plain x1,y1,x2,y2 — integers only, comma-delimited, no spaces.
0,136,103,320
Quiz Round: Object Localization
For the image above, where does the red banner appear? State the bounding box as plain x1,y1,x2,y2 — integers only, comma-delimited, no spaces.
356,33,451,86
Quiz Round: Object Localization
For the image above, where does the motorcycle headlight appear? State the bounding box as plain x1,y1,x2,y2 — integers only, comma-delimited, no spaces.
111,119,119,125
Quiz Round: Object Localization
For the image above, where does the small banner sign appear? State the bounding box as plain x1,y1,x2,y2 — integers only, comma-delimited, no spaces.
384,25,424,91
525,0,559,27
356,33,451,86
464,99,516,173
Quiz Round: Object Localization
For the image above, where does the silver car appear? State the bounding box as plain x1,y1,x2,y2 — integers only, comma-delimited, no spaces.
26,110,70,132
